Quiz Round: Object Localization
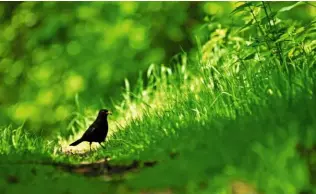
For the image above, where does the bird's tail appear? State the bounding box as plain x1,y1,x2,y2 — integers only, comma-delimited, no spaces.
69,138,83,146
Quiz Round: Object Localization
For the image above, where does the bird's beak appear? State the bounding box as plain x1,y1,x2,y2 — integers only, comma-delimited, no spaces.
107,111,112,115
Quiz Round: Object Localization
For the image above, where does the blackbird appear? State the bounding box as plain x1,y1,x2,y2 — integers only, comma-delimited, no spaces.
69,109,112,151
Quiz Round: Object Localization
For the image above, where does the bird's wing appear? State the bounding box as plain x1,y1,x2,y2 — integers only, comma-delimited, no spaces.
83,125,96,137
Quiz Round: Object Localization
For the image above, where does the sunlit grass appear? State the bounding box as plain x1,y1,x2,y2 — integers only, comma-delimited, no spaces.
1,2,316,194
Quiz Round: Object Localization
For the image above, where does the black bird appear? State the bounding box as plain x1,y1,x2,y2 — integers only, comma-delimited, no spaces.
69,109,112,151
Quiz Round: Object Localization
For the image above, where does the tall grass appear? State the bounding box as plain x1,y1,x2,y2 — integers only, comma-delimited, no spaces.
0,125,56,163
95,2,316,193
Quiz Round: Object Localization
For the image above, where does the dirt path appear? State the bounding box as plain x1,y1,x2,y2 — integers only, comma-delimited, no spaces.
56,158,157,177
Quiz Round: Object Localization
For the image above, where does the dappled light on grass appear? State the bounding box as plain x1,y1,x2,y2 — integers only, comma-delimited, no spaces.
60,59,206,155
230,180,259,194
60,140,100,154
1,2,316,194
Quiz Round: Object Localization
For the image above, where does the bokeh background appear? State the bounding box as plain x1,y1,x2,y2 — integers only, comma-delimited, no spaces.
0,2,315,138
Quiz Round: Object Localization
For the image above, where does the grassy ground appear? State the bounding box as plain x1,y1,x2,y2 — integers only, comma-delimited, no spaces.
1,2,316,194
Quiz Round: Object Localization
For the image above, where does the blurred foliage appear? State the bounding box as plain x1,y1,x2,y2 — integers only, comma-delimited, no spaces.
0,1,208,135
0,2,315,137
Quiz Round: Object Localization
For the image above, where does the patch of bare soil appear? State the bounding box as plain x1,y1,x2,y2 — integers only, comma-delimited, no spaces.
55,159,158,177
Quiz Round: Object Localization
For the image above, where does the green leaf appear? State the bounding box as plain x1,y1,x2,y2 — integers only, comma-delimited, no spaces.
259,12,277,25
238,19,254,32
278,1,304,13
231,2,254,15
243,52,256,61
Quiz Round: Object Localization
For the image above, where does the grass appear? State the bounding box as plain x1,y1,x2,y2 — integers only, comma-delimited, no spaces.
1,2,316,194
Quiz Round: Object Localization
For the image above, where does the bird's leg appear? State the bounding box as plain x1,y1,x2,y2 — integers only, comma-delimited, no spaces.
89,142,92,152
99,142,106,149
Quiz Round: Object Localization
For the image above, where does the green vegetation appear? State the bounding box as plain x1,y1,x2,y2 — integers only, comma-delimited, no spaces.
1,2,316,194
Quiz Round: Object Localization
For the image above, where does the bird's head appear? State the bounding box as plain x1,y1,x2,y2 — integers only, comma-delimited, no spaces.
99,109,112,117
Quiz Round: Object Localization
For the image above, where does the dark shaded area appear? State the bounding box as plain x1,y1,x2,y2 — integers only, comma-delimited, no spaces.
55,159,157,177
6,175,19,184
297,144,316,186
